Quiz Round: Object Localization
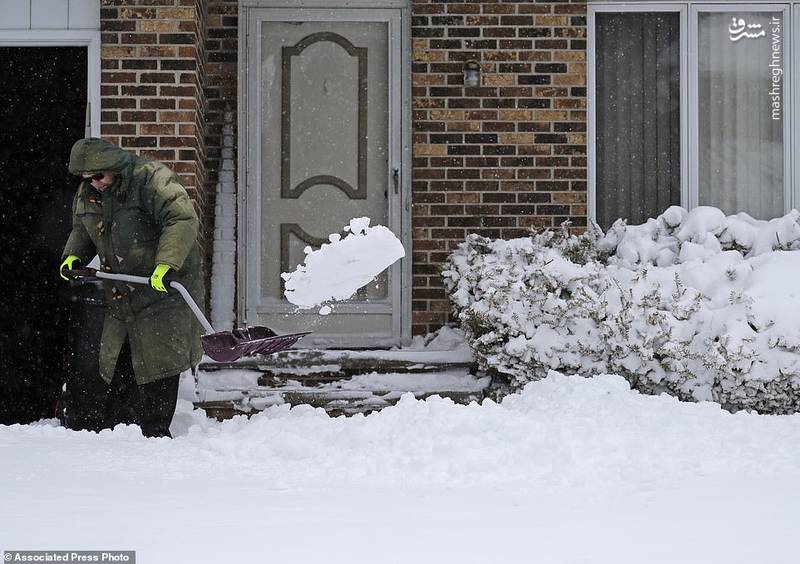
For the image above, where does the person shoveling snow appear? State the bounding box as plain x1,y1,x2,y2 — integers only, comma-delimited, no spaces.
282,217,405,311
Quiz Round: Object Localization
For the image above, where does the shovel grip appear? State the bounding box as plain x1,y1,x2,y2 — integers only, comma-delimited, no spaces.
65,268,216,335
64,267,100,280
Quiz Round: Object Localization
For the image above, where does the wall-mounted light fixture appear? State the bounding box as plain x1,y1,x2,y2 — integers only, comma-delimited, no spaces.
463,59,481,88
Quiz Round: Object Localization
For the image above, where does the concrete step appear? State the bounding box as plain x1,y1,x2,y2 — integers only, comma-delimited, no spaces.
198,348,476,386
194,349,486,420
197,388,485,420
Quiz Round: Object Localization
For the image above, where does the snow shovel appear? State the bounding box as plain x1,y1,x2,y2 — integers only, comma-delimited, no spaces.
66,268,311,362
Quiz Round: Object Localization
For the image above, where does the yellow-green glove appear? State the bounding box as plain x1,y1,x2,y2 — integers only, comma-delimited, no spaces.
59,255,81,281
150,263,172,292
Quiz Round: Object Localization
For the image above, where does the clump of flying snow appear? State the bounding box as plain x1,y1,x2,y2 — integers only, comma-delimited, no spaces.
282,217,405,310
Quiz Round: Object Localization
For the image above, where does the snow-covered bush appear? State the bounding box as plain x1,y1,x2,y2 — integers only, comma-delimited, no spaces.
443,207,800,414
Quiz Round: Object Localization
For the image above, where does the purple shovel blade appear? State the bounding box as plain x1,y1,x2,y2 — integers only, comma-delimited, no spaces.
201,327,311,362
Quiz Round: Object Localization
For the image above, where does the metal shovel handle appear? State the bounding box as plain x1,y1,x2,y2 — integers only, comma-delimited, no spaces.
69,268,215,335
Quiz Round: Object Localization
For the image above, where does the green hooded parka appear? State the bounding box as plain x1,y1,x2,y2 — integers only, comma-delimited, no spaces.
62,138,204,385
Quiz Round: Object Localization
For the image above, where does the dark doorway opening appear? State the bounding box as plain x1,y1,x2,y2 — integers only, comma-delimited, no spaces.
0,47,88,424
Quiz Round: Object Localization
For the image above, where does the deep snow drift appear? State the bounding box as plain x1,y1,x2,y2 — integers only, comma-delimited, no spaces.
2,373,799,563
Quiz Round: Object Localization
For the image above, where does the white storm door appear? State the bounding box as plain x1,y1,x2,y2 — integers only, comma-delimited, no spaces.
243,8,404,348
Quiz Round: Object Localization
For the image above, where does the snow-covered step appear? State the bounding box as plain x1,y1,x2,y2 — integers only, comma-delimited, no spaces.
198,347,476,385
200,347,474,369
194,364,490,420
197,387,487,420
193,330,481,418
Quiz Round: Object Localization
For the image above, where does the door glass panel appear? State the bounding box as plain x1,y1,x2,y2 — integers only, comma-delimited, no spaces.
697,10,785,218
260,21,389,303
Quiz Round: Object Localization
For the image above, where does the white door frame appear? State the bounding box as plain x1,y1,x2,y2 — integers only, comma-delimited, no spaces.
0,30,101,137
239,1,412,347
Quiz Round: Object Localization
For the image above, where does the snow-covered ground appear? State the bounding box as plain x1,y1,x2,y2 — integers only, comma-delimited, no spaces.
2,372,799,563
6,208,800,561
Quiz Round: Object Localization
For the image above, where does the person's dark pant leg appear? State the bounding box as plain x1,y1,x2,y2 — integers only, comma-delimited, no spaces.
104,340,139,428
135,374,180,438
64,339,135,432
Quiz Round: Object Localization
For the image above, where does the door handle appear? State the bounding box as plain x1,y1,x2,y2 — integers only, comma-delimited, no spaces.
392,168,399,194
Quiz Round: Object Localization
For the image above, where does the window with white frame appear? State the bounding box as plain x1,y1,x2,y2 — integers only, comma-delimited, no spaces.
589,3,790,229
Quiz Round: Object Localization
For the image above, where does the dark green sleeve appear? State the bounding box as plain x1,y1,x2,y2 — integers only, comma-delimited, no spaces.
150,170,199,271
62,189,95,264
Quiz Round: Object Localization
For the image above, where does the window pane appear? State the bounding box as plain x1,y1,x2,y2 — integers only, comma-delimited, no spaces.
596,12,681,230
698,11,785,219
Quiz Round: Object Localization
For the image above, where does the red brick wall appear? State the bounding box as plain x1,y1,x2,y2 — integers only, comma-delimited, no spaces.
99,0,209,245
101,0,589,337
410,0,588,335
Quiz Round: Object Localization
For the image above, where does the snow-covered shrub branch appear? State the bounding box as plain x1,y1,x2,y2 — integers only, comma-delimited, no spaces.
443,207,800,414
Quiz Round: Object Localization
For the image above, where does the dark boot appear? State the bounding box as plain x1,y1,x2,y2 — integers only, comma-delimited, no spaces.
61,371,112,432
135,374,180,438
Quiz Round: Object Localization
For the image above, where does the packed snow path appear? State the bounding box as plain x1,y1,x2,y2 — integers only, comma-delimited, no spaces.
2,373,799,563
